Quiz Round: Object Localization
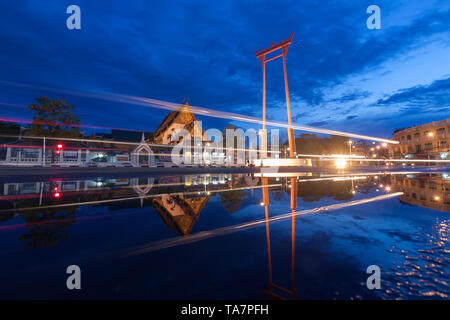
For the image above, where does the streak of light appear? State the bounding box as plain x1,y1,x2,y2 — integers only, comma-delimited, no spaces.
0,183,283,214
0,102,28,108
118,192,404,257
349,158,450,163
0,179,234,201
296,154,450,163
0,81,398,144
296,154,365,158
0,116,143,133
0,134,280,153
0,144,129,152
255,171,423,178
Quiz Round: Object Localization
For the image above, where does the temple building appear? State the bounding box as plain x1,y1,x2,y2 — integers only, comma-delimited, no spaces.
389,119,450,160
152,102,203,145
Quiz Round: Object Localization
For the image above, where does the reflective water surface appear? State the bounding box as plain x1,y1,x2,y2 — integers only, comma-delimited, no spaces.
0,171,448,299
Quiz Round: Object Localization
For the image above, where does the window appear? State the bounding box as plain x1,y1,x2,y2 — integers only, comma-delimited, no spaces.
415,144,422,153
407,134,411,140
437,127,445,135
425,142,433,150
414,132,420,139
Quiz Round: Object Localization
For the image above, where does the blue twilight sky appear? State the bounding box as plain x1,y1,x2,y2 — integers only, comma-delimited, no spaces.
0,0,449,139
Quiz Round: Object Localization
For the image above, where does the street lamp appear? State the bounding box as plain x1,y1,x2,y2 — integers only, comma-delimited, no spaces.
348,140,352,167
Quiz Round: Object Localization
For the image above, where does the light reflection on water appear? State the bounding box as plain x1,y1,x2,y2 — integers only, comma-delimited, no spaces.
0,172,448,299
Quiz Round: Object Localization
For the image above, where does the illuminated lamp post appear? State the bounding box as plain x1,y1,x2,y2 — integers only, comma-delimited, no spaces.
348,140,352,167
256,33,296,159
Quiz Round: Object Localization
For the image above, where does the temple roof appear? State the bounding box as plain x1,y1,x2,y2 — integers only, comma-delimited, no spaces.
152,195,209,235
152,102,198,143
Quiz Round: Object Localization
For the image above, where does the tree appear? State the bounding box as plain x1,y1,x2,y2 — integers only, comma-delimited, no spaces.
219,189,246,213
27,97,81,137
292,133,348,155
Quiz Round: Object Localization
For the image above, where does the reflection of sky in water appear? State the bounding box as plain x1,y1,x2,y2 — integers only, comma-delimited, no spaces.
0,172,448,299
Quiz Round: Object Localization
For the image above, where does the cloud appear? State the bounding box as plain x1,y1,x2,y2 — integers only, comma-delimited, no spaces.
0,1,448,136
346,115,358,120
308,121,328,127
375,77,450,111
330,90,372,103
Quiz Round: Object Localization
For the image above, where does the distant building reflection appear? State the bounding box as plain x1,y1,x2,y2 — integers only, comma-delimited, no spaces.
390,173,449,212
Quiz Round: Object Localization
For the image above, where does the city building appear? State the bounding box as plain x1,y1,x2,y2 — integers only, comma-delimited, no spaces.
389,119,450,159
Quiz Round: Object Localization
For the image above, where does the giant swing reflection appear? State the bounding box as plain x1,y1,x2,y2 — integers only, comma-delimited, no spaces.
261,176,299,299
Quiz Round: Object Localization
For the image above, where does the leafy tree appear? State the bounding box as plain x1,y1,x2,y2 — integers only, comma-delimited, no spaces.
27,97,81,137
19,208,76,249
219,189,246,213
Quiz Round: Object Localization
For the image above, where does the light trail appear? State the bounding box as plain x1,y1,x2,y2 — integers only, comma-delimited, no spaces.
296,154,365,158
0,134,280,154
352,158,450,163
0,81,398,144
295,153,450,163
118,192,404,257
0,178,236,201
255,171,425,179
0,183,283,213
0,116,143,133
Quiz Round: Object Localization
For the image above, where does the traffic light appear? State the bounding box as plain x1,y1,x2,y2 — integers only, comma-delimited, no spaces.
51,184,61,199
56,143,63,155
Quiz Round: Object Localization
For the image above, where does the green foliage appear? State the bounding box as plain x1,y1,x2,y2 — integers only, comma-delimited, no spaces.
219,189,246,213
27,96,81,137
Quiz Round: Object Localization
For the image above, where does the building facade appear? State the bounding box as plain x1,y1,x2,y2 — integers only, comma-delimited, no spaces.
389,119,450,159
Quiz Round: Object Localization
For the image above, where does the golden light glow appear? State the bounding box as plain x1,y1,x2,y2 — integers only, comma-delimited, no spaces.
428,132,434,137
434,196,440,201
381,142,387,147
385,186,391,191
334,158,347,169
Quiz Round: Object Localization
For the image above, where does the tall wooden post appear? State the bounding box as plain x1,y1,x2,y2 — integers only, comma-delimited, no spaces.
259,57,268,159
283,47,296,158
